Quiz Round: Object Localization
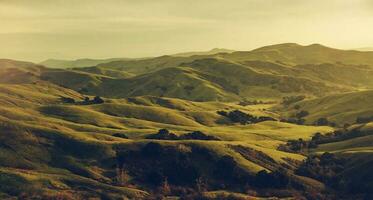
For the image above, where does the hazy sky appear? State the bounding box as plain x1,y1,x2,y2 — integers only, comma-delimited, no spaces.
1,0,373,62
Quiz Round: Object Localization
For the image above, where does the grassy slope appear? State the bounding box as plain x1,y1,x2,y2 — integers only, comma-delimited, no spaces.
39,43,373,102
44,58,344,101
0,79,334,197
221,43,373,66
282,90,373,125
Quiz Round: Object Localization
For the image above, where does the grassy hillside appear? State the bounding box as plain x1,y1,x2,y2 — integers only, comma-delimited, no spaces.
2,42,373,198
170,48,235,57
43,58,345,101
281,90,373,126
221,43,373,66
37,43,373,102
0,75,334,198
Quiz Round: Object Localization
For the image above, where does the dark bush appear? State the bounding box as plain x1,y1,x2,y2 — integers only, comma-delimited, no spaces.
141,142,164,157
84,97,90,103
146,170,164,186
112,133,128,139
146,129,179,140
315,117,330,126
147,129,220,141
296,110,309,119
217,110,228,117
255,169,290,188
180,131,220,141
60,97,75,104
93,96,104,104
356,116,373,124
218,110,275,125
214,155,236,179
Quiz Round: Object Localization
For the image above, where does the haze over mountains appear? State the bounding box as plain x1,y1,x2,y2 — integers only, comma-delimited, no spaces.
1,43,373,199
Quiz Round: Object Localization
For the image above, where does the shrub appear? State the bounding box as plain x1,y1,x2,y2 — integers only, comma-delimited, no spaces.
112,133,128,139
296,110,309,119
315,117,330,126
93,96,104,104
255,169,290,188
146,129,178,140
141,142,164,157
60,97,75,104
180,131,220,141
218,110,275,124
356,116,373,124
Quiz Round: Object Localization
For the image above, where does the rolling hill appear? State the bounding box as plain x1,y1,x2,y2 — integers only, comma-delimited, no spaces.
220,43,373,67
40,43,373,102
2,43,373,199
281,90,373,126
170,48,235,57
0,75,334,198
43,58,344,101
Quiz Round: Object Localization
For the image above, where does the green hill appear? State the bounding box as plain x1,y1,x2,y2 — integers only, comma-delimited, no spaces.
170,48,235,57
281,90,373,126
221,43,373,66
42,58,345,101
3,42,373,198
0,66,333,198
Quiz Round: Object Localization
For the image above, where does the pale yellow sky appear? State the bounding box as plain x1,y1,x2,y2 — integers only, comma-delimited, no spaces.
1,0,373,62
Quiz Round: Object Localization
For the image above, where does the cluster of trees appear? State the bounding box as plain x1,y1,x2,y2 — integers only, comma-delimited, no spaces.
112,133,129,139
254,169,290,189
279,123,371,153
314,117,336,127
117,142,201,188
282,114,337,127
296,152,345,187
282,110,309,125
60,96,105,105
115,142,297,198
146,129,220,141
356,116,373,124
310,127,370,146
295,152,373,199
238,99,275,106
116,142,348,198
277,138,316,153
217,110,276,125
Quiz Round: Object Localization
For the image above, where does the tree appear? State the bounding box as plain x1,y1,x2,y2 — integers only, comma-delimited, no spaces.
93,96,104,104
141,142,163,157
315,117,329,126
84,97,90,103
60,97,75,104
312,132,323,141
296,110,309,119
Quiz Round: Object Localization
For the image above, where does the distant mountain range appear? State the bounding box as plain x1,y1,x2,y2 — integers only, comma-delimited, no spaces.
170,48,235,57
39,58,131,68
35,43,373,101
39,48,234,69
